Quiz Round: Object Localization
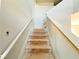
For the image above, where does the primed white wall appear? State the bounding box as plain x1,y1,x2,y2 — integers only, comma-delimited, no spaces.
73,0,79,13
71,0,79,37
33,5,53,28
0,0,34,55
0,0,1,8
47,0,73,31
5,21,33,59
46,20,79,59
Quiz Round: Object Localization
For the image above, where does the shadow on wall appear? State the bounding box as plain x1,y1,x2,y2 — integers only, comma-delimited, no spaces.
36,0,54,3
54,0,63,6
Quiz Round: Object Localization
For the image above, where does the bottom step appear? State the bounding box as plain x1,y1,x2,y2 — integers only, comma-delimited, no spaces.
28,45,51,53
30,49,50,53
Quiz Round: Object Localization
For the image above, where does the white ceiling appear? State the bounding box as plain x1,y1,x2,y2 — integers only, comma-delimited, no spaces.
36,0,54,3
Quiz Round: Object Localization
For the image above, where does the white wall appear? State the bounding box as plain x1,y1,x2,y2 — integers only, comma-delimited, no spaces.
71,0,79,37
33,5,53,28
0,0,34,55
47,20,79,59
5,21,33,59
0,0,1,8
47,0,73,31
73,0,79,13
71,11,79,37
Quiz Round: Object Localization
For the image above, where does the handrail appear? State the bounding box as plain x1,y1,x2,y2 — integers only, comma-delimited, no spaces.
47,16,79,51
0,19,32,59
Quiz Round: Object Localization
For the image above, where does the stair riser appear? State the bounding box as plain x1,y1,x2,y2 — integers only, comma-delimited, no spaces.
30,41,48,45
30,49,50,53
30,36,48,37
30,36,48,39
33,32,46,34
27,28,50,54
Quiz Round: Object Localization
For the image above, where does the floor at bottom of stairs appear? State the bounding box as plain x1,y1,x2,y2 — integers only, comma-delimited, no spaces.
23,53,54,59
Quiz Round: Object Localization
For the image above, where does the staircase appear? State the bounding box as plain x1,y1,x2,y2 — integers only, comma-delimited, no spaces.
24,28,54,59
29,28,50,53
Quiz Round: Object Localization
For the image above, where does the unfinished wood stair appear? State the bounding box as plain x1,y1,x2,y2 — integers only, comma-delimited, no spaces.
27,28,51,53
28,39,48,45
28,45,51,53
30,35,48,39
24,28,54,59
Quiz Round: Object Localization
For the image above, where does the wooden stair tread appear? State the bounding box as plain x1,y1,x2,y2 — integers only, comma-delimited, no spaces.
30,34,47,36
28,39,49,45
28,39,48,41
31,34,48,37
30,37,48,39
26,28,51,53
30,34,48,36
32,32,47,35
30,35,48,37
33,29,45,31
26,53,54,59
28,45,51,53
28,45,51,49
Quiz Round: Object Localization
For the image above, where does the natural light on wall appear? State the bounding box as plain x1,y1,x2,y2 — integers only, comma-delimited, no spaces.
71,12,79,25
71,12,79,37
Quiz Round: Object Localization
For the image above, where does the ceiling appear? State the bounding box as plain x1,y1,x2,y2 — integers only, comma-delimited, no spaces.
36,0,54,3
36,0,62,6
